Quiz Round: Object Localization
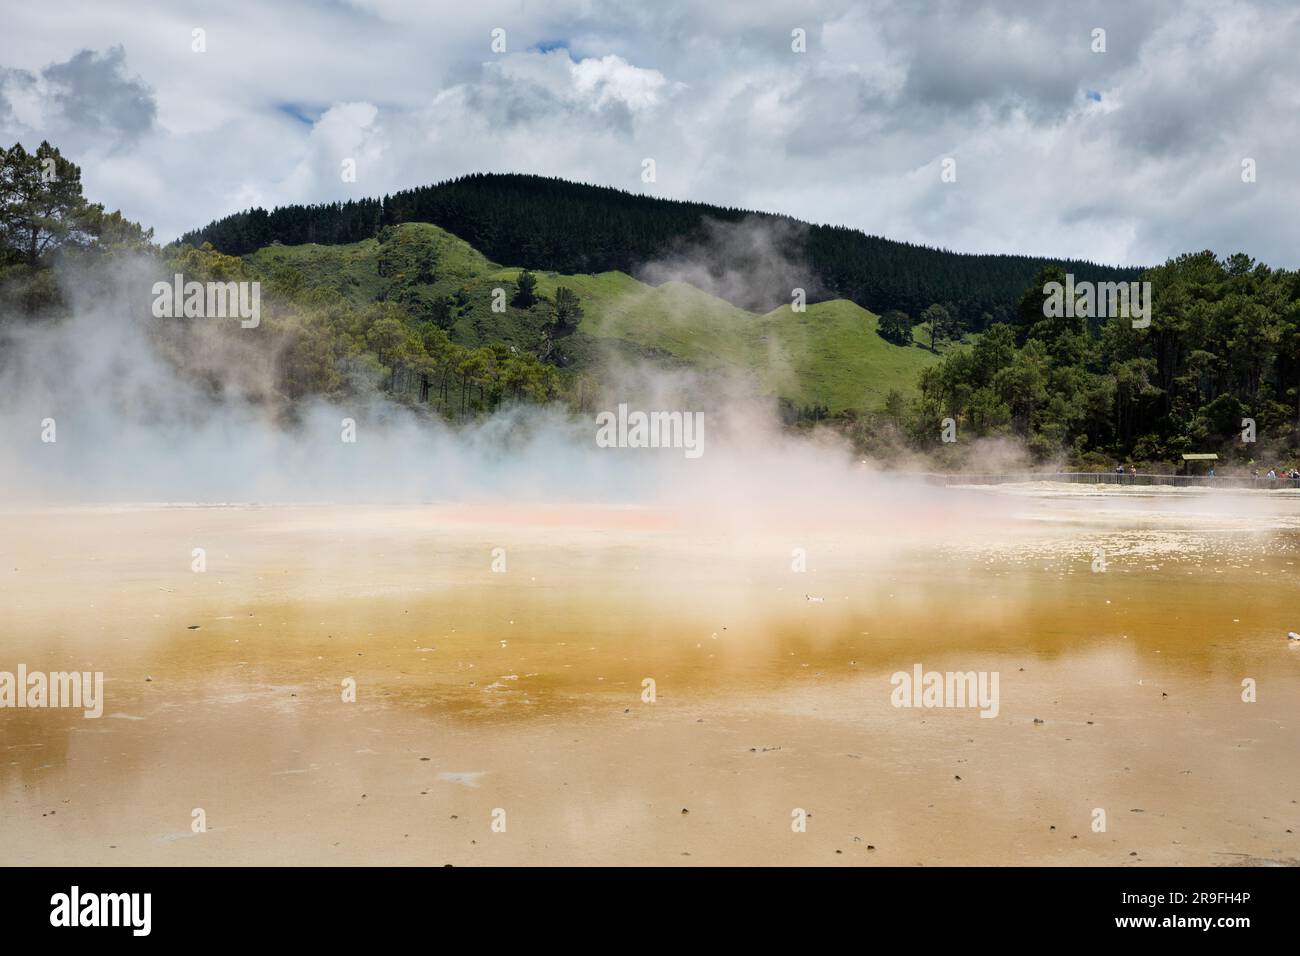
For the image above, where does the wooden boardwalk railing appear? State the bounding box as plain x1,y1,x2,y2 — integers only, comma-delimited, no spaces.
916,472,1300,489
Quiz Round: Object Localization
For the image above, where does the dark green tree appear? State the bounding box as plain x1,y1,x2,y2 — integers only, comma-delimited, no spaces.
0,141,100,267
513,269,538,308
920,303,957,352
551,286,583,330
877,309,913,345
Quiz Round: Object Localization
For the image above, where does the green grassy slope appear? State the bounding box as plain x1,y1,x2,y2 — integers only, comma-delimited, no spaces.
244,223,947,412
246,222,494,302
758,300,941,410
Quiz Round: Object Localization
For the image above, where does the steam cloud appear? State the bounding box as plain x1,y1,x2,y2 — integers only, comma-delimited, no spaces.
0,243,1026,543
0,232,1285,551
636,215,824,313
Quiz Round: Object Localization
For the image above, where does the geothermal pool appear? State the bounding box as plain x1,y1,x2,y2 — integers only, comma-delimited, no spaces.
1,487,1298,865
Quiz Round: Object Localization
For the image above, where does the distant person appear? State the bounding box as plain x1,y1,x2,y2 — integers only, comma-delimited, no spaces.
1267,468,1277,480
1208,467,1215,478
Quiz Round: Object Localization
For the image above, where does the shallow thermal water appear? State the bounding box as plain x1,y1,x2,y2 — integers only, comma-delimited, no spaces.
1,488,1297,865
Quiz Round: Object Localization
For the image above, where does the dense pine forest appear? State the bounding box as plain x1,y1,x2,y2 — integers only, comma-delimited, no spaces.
177,173,1141,328
5,142,1299,470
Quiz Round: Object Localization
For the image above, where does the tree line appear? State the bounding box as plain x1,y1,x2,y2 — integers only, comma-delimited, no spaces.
0,143,565,419
850,257,1300,468
9,142,1296,468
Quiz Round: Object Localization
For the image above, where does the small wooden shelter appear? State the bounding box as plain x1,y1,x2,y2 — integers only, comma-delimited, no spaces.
1180,453,1218,475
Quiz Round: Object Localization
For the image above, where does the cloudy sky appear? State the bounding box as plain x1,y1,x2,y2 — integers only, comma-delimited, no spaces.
2,0,1296,267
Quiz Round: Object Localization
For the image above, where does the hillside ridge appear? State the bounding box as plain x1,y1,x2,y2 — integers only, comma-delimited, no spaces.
242,222,945,413
181,172,1143,325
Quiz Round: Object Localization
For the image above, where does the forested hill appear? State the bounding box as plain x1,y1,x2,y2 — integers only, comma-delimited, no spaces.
177,173,1142,326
